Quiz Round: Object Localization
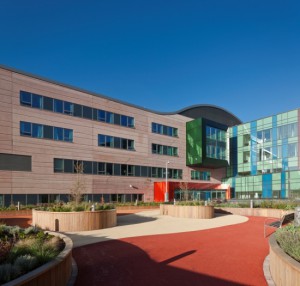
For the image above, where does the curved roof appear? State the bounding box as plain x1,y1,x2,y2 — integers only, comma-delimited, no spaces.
0,64,242,126
159,104,242,126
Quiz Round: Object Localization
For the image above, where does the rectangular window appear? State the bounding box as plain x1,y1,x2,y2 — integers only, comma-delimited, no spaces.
32,124,43,138
20,91,31,106
83,161,93,174
74,104,82,117
141,166,149,177
113,164,121,176
106,112,114,124
106,136,113,147
64,129,73,142
128,140,134,150
128,165,134,176
98,162,106,174
83,106,93,119
152,122,178,137
121,115,127,127
128,117,134,128
43,97,53,111
43,125,54,139
54,127,63,141
64,159,73,173
152,143,178,156
114,137,121,148
20,121,32,136
64,101,74,115
121,164,127,176
98,135,106,147
54,158,64,173
121,138,128,150
32,94,43,109
107,163,113,175
54,99,63,113
98,110,106,122
114,114,121,125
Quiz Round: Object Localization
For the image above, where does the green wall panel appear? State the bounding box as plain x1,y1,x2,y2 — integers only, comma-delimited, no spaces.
186,118,202,166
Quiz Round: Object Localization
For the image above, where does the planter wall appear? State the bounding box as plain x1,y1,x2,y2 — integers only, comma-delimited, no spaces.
160,204,214,219
32,209,117,231
3,232,73,286
215,207,292,218
269,233,300,286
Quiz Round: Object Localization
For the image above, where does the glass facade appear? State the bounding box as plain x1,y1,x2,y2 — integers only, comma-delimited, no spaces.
206,126,227,160
224,109,299,199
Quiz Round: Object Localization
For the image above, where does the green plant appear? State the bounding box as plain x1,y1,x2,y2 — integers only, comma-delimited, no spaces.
276,225,300,262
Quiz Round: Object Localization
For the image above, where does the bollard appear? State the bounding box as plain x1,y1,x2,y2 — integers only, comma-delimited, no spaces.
295,207,300,226
205,200,208,206
250,200,253,209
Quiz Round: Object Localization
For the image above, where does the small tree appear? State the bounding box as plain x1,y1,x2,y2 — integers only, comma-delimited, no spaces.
178,182,190,201
70,162,86,205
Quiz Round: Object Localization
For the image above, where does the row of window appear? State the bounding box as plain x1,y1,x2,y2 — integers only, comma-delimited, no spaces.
191,170,211,181
151,122,178,137
152,144,178,156
20,91,135,128
20,121,73,142
206,145,227,160
54,158,183,179
98,134,134,151
242,143,298,163
206,126,227,142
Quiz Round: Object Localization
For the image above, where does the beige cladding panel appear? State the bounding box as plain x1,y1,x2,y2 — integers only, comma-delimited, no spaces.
0,67,224,200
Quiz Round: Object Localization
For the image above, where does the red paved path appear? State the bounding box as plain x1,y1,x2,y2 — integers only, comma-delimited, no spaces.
73,216,269,286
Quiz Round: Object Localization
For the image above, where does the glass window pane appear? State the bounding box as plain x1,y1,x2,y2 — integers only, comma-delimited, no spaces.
128,117,134,128
64,102,74,115
20,91,31,106
152,123,157,133
54,159,64,172
98,134,106,147
113,164,120,176
121,138,127,149
106,163,113,175
141,166,148,177
152,144,157,154
20,121,31,136
135,165,141,176
98,110,106,122
121,164,127,176
106,136,113,147
32,124,43,138
83,161,93,174
64,159,73,173
54,127,63,141
128,165,134,176
128,140,134,150
121,115,127,126
43,97,53,111
83,106,93,119
98,162,106,174
64,129,73,142
114,114,120,125
114,137,121,148
32,94,43,109
54,99,63,113
106,112,114,124
44,125,54,139
74,104,82,117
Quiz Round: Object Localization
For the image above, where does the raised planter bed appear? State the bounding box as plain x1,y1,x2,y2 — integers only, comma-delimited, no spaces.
215,207,292,218
160,204,214,219
2,232,73,286
269,233,300,286
0,210,32,217
32,209,117,232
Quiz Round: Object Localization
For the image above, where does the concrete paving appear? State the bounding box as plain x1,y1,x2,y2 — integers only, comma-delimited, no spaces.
65,210,248,248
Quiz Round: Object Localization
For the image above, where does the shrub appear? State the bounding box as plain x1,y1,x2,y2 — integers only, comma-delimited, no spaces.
0,263,20,283
14,255,38,274
276,225,300,262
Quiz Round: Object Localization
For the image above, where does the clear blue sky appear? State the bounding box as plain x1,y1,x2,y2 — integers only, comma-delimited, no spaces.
1,0,300,123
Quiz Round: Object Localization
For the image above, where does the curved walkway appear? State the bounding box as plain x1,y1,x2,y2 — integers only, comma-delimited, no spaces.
70,211,269,286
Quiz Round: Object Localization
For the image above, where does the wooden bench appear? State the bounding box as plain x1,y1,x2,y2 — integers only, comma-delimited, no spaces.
264,212,294,237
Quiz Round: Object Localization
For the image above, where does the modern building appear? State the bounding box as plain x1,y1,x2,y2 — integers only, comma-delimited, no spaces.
0,65,299,206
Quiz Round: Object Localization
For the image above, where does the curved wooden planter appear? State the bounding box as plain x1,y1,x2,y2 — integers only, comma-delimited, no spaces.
32,209,117,232
160,204,214,219
269,233,300,286
215,207,292,218
3,233,73,286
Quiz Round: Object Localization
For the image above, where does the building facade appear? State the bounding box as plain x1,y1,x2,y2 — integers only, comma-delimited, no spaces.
0,65,299,206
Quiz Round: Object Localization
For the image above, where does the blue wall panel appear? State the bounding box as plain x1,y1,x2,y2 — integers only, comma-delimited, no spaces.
250,121,257,175
262,173,272,198
281,172,286,198
232,126,238,177
272,115,277,160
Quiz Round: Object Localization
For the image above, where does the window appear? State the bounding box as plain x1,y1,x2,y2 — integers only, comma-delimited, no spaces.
107,163,113,175
32,94,43,109
288,143,298,157
206,126,227,160
20,91,31,106
191,170,211,181
64,129,73,142
98,162,106,174
152,122,178,137
20,91,135,128
54,159,64,173
20,121,31,136
20,121,72,142
54,127,63,141
151,143,178,156
64,102,74,115
32,124,43,138
54,99,63,113
98,134,135,151
0,153,31,171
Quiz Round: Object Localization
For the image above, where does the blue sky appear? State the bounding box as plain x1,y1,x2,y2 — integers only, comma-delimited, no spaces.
1,0,300,122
